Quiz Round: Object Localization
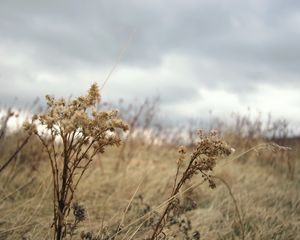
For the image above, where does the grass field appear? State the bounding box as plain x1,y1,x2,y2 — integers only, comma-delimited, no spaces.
0,86,299,240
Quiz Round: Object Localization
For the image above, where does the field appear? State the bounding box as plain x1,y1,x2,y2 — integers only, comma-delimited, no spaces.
0,85,299,240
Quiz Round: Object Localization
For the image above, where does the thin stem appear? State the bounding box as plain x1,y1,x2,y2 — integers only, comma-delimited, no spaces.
0,134,32,173
213,176,245,240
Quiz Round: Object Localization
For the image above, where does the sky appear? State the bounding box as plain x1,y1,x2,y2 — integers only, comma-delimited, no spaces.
0,0,300,128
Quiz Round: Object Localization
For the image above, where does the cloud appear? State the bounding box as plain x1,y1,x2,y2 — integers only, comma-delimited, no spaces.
0,0,299,125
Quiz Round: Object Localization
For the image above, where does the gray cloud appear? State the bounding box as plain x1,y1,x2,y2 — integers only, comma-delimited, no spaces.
2,0,300,71
0,0,300,124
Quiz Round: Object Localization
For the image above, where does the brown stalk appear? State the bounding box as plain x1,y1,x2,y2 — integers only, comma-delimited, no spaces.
0,134,32,174
213,175,245,240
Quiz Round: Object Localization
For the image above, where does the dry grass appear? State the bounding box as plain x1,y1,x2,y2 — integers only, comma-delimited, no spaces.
0,135,299,239
0,88,299,240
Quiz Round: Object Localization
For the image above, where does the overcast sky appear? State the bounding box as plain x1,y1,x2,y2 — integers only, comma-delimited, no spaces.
0,0,300,127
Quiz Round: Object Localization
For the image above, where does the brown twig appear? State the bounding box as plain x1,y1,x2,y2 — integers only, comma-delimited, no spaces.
0,134,32,174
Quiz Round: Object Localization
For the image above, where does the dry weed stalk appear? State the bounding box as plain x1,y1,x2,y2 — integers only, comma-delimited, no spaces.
150,130,233,240
115,97,159,171
213,175,245,240
0,134,32,174
0,108,33,174
24,83,128,240
0,108,15,141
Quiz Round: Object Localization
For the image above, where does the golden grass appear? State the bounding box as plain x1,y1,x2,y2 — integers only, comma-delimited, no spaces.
1,84,299,239
0,139,299,239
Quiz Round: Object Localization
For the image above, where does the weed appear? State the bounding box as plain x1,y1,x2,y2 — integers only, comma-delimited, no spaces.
23,83,128,240
150,130,233,239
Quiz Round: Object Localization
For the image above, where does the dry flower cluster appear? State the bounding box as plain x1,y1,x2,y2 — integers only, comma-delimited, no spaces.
150,130,233,239
23,83,128,240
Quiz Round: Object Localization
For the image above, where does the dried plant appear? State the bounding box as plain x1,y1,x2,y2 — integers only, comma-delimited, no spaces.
150,130,233,239
67,202,86,239
0,108,33,175
0,133,32,174
0,108,15,141
23,83,128,240
213,176,245,240
113,97,160,170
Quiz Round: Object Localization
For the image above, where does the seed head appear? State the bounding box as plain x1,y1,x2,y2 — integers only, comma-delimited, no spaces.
72,202,86,222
